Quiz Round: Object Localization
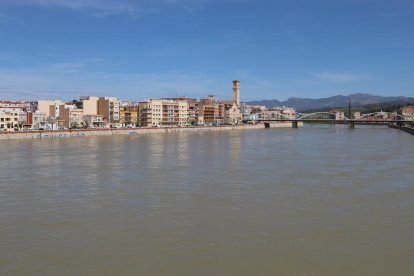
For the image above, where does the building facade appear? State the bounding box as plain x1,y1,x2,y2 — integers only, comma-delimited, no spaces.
400,106,414,121
139,99,189,127
0,111,20,131
120,106,139,126
59,106,84,128
37,100,65,119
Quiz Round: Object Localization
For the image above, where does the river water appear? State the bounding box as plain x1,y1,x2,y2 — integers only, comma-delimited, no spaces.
1,126,414,275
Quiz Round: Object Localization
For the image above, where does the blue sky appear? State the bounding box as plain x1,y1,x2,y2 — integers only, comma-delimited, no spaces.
0,0,413,101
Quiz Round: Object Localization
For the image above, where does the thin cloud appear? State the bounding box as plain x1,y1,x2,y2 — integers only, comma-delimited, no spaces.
0,0,136,15
0,0,248,16
167,0,207,15
49,62,87,73
314,72,373,82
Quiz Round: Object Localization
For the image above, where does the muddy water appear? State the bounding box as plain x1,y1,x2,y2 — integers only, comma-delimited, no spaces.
1,126,413,275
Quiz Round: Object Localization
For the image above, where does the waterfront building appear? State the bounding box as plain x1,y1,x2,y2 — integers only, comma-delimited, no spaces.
251,105,267,114
139,99,162,127
120,106,139,126
26,111,47,130
222,100,241,124
81,96,120,125
162,97,198,126
81,96,100,116
96,97,120,124
59,105,84,128
84,115,106,128
139,99,189,127
331,109,346,120
221,80,242,125
178,100,189,126
240,103,252,116
104,97,121,123
0,110,21,131
400,106,414,121
187,99,200,125
37,100,65,119
198,95,224,125
281,107,296,119
0,101,36,113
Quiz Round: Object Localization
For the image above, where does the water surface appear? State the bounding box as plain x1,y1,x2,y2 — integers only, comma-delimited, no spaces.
1,126,414,275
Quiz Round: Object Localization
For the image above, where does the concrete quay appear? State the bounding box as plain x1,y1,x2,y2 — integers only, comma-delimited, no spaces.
0,122,295,140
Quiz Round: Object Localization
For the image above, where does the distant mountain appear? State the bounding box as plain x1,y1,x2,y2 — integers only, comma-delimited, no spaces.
246,93,414,112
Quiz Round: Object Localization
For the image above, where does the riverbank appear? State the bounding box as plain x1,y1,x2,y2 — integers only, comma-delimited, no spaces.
389,124,414,135
399,126,414,135
0,122,294,140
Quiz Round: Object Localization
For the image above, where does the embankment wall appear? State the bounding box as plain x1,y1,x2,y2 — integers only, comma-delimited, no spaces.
0,123,295,140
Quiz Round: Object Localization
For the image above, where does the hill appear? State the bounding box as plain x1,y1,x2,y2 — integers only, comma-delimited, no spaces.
246,93,414,112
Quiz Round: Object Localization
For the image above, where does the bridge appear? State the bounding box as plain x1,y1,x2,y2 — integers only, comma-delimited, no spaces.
246,112,414,129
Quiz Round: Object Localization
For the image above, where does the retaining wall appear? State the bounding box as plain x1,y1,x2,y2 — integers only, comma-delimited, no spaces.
0,123,288,140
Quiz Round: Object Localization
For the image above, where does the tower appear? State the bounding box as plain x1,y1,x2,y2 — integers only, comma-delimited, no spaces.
232,80,240,107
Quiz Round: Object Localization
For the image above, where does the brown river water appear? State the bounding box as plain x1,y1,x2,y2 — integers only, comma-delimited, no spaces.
1,125,414,275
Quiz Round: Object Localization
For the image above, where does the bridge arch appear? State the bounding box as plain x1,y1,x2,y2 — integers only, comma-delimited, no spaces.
358,112,408,121
298,112,350,120
261,113,293,120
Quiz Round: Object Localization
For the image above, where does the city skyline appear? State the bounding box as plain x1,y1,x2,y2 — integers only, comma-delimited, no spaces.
0,0,413,101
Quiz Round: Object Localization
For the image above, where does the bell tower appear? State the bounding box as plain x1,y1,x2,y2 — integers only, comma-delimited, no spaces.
232,80,240,107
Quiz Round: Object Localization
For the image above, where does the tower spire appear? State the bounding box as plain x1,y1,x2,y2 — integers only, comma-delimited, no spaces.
232,80,240,106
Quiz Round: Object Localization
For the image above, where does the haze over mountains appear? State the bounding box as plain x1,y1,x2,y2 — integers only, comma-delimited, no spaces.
246,93,414,112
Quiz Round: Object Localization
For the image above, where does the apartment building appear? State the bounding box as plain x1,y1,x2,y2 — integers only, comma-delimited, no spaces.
198,96,224,125
120,106,139,126
401,106,414,121
37,100,65,119
26,111,47,129
139,99,161,127
162,97,197,125
105,97,120,123
59,105,84,128
0,111,20,131
81,96,100,116
139,99,189,127
84,115,105,128
81,96,120,124
0,101,36,112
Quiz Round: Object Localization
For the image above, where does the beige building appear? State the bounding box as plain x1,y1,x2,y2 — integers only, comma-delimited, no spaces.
0,111,20,131
401,106,414,121
27,111,47,129
81,96,100,116
139,99,189,127
106,97,120,123
221,80,242,125
162,97,198,125
178,101,189,126
37,100,64,118
59,106,84,128
81,96,120,124
198,96,224,125
120,106,139,126
84,115,105,128
331,109,346,120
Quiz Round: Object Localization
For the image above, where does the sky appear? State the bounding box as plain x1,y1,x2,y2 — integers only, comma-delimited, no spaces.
0,0,413,101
